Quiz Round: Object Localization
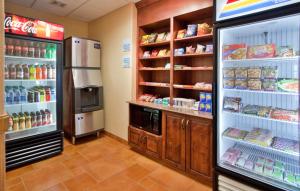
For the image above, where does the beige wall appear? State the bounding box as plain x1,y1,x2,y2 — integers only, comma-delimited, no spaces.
88,3,136,140
5,2,88,38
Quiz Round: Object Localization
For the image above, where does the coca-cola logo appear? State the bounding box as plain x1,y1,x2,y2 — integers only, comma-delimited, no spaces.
4,16,37,34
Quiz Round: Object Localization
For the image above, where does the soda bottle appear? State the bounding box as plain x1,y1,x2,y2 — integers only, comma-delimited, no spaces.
21,41,29,57
18,112,26,130
51,44,56,59
14,40,22,56
46,44,52,59
12,113,19,131
34,42,40,58
6,39,14,56
36,64,42,80
30,112,37,127
40,43,47,58
28,41,35,57
29,64,36,80
9,64,16,79
23,64,30,79
4,64,9,79
36,111,42,126
51,65,56,79
7,115,13,131
24,112,31,129
42,64,47,79
16,64,24,79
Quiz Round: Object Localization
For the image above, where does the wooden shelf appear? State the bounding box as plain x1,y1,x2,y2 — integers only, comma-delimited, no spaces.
140,56,170,60
174,67,213,71
174,34,213,42
139,67,170,71
139,82,170,87
140,41,170,47
173,85,212,91
174,53,213,58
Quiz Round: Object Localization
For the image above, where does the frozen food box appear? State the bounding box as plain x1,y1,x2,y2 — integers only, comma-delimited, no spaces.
205,103,212,113
199,102,206,112
247,44,276,59
222,44,247,60
200,92,206,103
205,93,212,103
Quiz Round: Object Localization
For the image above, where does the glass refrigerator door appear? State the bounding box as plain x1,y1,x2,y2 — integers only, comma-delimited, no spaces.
217,14,300,191
4,37,58,141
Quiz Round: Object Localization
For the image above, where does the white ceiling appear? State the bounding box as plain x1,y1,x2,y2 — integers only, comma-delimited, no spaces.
6,0,140,22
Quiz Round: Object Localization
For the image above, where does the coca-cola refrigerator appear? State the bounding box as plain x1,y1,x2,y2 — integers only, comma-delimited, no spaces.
4,13,64,169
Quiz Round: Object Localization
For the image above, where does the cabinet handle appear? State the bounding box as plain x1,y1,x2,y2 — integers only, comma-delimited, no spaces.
186,120,189,128
181,119,185,130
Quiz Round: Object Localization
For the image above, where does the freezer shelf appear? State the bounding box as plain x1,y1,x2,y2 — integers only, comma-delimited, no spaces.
5,55,56,62
224,88,299,96
220,144,300,191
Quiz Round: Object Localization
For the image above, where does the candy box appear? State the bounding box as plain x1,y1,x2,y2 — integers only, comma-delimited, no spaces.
199,92,206,103
222,44,247,60
199,102,206,112
247,44,276,59
205,103,212,113
205,93,212,103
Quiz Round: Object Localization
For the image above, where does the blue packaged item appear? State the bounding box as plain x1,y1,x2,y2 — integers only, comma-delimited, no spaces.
199,102,206,112
50,88,56,101
20,86,27,103
174,48,185,56
206,103,212,113
205,93,212,103
199,92,206,103
13,87,21,104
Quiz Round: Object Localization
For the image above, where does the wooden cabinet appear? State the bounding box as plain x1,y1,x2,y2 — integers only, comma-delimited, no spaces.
162,112,212,180
186,117,212,179
128,126,162,159
163,112,186,170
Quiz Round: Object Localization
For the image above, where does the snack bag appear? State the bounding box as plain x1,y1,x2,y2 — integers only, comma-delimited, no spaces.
247,44,276,59
185,24,197,37
223,44,247,60
197,23,211,36
141,35,149,44
148,33,158,43
176,30,186,39
156,32,167,42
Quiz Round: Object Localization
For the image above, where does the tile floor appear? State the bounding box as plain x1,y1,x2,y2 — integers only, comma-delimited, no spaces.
5,135,212,191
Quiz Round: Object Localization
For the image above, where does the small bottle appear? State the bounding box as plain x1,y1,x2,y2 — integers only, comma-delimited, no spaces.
51,65,56,79
34,42,40,58
47,64,52,79
16,64,24,79
4,64,9,79
21,41,29,57
40,43,47,58
12,113,19,131
28,41,35,57
36,111,42,126
24,112,31,129
9,64,16,79
29,64,36,80
14,40,22,56
13,86,21,104
23,64,30,80
30,112,37,127
41,110,47,126
6,39,14,56
36,64,42,80
18,112,26,130
7,115,13,131
42,64,47,79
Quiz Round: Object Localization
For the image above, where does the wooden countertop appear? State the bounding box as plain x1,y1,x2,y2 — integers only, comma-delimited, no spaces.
128,100,213,120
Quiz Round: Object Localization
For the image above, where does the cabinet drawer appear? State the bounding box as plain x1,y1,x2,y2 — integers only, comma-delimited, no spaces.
145,132,162,159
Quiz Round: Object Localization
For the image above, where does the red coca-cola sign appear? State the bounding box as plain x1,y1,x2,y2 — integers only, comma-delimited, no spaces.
4,13,64,41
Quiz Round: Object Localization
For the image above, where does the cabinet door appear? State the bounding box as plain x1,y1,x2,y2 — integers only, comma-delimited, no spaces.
186,117,212,178
162,112,186,170
128,126,144,151
144,132,162,159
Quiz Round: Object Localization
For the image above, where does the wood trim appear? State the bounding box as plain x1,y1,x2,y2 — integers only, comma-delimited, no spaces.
0,115,8,191
103,130,128,146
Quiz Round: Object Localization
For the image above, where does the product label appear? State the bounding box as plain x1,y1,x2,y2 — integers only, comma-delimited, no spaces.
4,13,64,41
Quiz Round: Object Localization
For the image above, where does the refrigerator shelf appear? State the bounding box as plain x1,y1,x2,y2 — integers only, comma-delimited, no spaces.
222,56,300,64
5,55,56,62
224,89,299,96
5,79,56,82
223,111,298,125
5,123,57,141
5,101,56,108
223,136,300,158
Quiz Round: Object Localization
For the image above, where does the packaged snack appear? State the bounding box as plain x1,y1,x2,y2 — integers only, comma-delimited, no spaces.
200,92,206,103
254,162,264,174
265,159,274,168
174,48,185,56
270,108,299,122
197,23,211,36
223,68,235,78
235,79,248,90
244,160,254,170
285,172,296,185
248,79,262,90
195,44,205,53
240,152,250,159
158,49,167,57
235,67,248,79
199,102,206,112
141,35,149,44
165,32,171,41
277,46,295,57
244,128,273,147
223,97,242,112
205,44,213,53
257,106,271,117
247,44,276,59
143,51,151,58
176,30,186,39
186,46,195,54
256,157,266,165
151,50,159,57
262,79,277,91
242,105,260,115
272,168,284,180
272,137,299,153
148,33,158,43
263,166,273,177
277,79,298,93
185,24,197,37
223,79,235,89
222,44,247,60
205,103,212,113
223,127,248,140
248,67,262,79
205,93,212,103
274,161,285,171
156,32,166,42
236,157,246,167
221,148,241,165
262,66,278,79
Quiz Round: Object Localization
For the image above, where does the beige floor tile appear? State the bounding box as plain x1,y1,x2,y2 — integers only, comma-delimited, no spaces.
6,182,27,191
63,173,98,191
139,177,170,191
116,164,152,181
44,183,68,191
6,165,35,180
6,177,22,189
62,152,90,170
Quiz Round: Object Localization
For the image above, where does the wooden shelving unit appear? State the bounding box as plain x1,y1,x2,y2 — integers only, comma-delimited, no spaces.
136,6,214,105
